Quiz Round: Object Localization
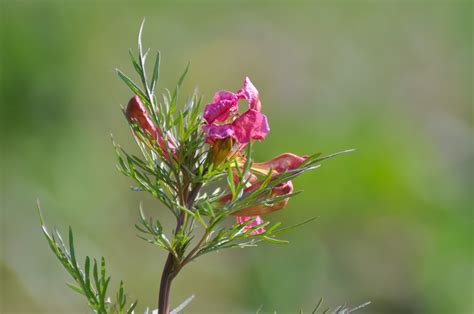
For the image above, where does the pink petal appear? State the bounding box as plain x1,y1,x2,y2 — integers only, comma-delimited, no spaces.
213,90,238,103
236,216,265,235
231,109,270,144
238,77,261,111
203,91,238,124
202,124,235,144
252,153,308,175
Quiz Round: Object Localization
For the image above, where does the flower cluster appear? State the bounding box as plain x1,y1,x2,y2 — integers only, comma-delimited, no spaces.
39,25,354,314
125,78,308,236
202,78,308,234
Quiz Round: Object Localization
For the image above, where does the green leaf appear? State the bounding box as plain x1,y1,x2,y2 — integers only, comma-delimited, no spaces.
171,295,195,314
85,256,91,289
127,301,138,314
150,51,161,93
171,62,190,102
68,227,76,266
66,282,85,296
93,259,99,291
349,301,371,313
273,217,317,236
116,69,147,100
262,236,289,244
128,50,143,77
312,149,355,164
312,298,324,314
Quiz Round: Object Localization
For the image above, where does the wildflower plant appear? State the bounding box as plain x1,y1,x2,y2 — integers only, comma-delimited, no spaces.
37,22,361,314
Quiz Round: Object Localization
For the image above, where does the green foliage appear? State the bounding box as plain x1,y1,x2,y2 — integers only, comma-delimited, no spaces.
114,33,354,257
37,20,358,313
255,298,371,314
307,298,371,314
36,202,137,314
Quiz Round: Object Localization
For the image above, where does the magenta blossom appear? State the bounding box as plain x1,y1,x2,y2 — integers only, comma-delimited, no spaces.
203,77,269,146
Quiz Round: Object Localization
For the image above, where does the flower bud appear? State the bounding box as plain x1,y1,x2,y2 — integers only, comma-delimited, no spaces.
126,95,158,138
126,96,175,160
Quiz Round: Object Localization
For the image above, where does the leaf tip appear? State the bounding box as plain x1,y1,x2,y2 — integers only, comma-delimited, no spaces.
36,199,45,226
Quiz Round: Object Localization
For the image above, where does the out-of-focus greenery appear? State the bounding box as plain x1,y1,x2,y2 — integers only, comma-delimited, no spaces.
0,1,471,313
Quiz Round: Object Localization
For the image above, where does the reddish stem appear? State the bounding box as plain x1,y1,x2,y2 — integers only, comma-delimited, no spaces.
157,183,201,313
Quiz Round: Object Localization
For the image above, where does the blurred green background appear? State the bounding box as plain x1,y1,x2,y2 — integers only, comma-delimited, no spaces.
1,1,472,313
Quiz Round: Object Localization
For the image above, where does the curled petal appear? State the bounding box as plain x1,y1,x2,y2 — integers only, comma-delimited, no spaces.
231,181,294,216
238,77,261,111
203,91,239,124
203,124,235,145
213,90,238,103
232,109,270,144
236,216,265,235
252,153,309,175
126,96,175,159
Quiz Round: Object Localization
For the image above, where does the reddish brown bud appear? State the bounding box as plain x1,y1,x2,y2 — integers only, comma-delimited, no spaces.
126,96,175,160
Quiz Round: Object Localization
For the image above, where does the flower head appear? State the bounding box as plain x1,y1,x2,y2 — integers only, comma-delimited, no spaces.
203,77,270,150
203,79,311,234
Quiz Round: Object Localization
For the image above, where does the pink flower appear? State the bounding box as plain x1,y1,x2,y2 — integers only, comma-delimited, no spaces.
221,153,309,230
236,216,265,235
126,96,175,159
203,77,269,146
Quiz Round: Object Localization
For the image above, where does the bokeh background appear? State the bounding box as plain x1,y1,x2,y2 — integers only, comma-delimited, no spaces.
1,1,472,313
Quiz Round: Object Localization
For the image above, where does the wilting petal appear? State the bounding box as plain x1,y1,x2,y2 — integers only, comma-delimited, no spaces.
204,91,239,124
126,96,175,159
252,153,308,175
238,77,261,111
231,181,294,216
232,109,270,144
236,216,265,235
203,124,235,144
